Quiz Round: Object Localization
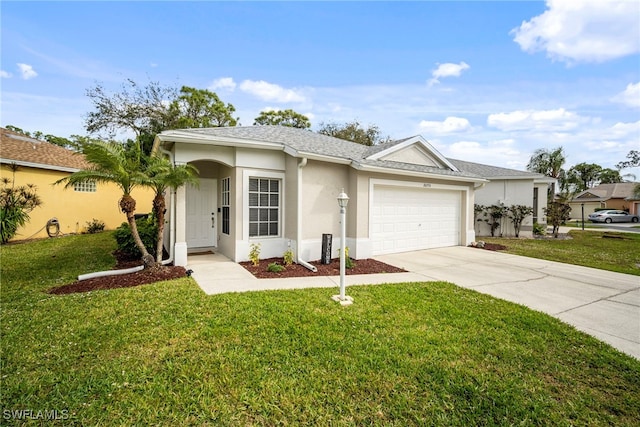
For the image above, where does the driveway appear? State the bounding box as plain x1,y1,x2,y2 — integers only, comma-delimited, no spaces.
375,247,640,360
189,246,639,360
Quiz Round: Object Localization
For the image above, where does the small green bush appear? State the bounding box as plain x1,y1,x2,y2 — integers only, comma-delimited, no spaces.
267,262,285,273
85,218,105,234
283,249,294,266
532,222,546,236
249,243,261,266
113,217,157,258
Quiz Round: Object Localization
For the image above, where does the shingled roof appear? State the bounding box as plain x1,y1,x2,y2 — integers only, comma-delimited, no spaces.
156,126,486,181
574,182,639,201
448,158,549,180
0,127,90,172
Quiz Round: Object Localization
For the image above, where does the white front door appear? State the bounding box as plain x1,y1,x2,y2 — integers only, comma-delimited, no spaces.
186,178,217,249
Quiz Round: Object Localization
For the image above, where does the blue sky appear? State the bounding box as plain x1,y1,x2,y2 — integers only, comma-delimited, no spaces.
2,1,639,177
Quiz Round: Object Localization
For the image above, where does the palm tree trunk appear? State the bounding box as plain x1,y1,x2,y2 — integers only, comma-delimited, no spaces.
153,193,166,263
121,195,156,269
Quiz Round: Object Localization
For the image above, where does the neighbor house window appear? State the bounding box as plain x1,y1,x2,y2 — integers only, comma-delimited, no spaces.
248,178,280,237
221,177,230,235
74,181,96,192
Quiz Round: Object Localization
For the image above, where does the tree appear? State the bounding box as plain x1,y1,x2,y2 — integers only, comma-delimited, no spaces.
167,86,239,129
85,81,238,154
527,147,566,197
507,205,534,238
544,201,571,238
85,79,175,145
55,140,156,268
616,150,640,170
253,109,311,128
144,154,199,263
482,204,508,237
566,162,602,192
598,168,624,184
0,164,42,243
317,120,390,146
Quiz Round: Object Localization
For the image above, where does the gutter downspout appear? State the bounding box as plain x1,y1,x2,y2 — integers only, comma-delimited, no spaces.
159,145,176,266
297,157,317,272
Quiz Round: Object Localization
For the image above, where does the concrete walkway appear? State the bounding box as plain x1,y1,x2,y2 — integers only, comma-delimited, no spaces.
187,247,640,360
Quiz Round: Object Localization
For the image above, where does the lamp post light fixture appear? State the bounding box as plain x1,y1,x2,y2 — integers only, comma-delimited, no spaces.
332,188,353,306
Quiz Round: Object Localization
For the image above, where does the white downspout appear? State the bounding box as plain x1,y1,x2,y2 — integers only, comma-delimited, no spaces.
159,146,176,266
297,157,317,272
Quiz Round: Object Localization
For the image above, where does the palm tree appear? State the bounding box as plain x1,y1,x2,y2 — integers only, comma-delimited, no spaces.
56,140,156,267
527,147,566,198
144,154,199,263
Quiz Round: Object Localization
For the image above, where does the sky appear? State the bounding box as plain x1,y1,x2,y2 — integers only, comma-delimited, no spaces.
1,0,639,177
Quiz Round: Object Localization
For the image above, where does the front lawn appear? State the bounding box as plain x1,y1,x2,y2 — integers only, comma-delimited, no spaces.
482,230,640,275
1,233,639,425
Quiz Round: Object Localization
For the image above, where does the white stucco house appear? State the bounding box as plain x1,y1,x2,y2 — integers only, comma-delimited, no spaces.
450,159,554,237
152,126,551,266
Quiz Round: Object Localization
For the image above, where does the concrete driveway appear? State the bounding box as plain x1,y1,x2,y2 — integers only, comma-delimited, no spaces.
375,247,640,360
189,246,639,360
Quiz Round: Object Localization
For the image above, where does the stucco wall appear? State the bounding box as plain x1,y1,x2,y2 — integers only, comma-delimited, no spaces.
1,163,154,241
474,179,537,237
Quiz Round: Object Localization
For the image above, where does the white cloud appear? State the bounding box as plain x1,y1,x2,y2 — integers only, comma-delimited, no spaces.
0,70,12,78
17,63,37,80
444,138,525,169
487,108,587,131
418,116,471,134
428,62,470,86
603,120,640,139
239,80,306,103
209,77,237,91
512,0,640,64
612,82,640,108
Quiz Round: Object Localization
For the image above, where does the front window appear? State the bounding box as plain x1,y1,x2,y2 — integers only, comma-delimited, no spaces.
248,178,280,237
74,181,96,192
221,177,230,235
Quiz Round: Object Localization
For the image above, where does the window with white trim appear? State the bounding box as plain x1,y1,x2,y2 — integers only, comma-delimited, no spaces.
248,178,280,237
73,181,96,192
221,177,230,235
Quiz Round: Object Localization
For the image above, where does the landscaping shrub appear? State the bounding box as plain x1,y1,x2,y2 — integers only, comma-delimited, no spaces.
85,218,106,234
113,216,157,258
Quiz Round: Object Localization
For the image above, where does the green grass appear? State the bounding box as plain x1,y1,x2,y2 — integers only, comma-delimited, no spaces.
2,233,639,425
483,230,640,276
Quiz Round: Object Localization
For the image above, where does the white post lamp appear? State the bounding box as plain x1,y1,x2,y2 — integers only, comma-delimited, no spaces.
332,188,353,305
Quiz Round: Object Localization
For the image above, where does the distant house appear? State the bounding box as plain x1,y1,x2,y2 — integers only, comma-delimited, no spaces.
568,182,640,219
0,127,154,241
449,159,554,237
153,126,553,266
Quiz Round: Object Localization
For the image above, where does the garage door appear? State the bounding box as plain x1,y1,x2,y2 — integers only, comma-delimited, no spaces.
371,185,461,255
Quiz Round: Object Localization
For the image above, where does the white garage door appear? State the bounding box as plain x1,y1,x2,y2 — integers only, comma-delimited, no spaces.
371,185,461,255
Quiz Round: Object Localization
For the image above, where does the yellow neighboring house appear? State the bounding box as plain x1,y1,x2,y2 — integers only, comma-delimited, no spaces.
0,127,154,241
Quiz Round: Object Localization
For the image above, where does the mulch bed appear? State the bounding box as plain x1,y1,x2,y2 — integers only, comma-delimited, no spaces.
48,251,187,295
470,243,508,251
240,257,406,279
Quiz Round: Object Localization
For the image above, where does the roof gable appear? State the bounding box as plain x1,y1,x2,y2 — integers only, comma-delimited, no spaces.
0,128,89,172
364,135,459,171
